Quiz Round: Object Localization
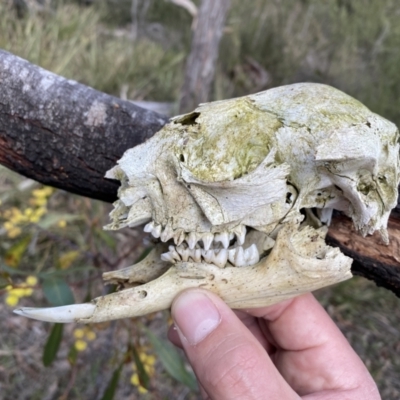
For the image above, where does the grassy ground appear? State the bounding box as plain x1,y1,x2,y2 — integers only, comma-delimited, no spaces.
1,0,400,398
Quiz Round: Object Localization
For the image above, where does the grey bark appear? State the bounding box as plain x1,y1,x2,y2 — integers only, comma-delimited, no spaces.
0,50,168,203
179,0,231,113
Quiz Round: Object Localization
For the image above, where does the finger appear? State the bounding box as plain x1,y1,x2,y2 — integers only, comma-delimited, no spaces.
245,293,379,398
171,289,299,400
233,310,275,354
167,323,183,349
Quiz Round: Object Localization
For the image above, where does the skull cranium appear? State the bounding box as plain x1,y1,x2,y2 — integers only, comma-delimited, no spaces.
15,83,400,323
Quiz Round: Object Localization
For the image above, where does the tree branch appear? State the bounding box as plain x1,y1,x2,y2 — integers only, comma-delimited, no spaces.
179,0,231,113
327,214,400,296
0,50,168,203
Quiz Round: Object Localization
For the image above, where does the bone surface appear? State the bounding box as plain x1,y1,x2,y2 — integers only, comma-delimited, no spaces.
15,83,400,324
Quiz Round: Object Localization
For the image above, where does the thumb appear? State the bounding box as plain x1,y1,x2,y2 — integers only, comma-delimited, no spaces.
171,289,298,400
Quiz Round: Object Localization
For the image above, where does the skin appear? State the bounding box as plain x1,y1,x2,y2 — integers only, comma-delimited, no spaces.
168,290,381,400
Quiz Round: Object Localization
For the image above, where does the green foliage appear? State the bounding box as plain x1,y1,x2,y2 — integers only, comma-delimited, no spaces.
100,363,123,400
42,323,64,366
131,344,150,390
144,326,198,391
42,276,75,306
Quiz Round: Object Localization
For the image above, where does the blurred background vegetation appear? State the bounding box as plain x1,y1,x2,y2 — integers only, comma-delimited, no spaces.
1,0,400,399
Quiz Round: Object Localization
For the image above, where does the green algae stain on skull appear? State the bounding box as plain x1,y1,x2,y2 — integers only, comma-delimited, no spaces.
172,97,282,182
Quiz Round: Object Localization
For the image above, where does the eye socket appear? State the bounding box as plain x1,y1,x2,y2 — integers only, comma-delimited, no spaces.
180,154,185,162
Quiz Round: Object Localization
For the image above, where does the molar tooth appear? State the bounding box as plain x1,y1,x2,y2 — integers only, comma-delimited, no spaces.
234,246,246,267
161,225,174,242
187,232,198,250
176,245,190,262
168,245,181,261
215,232,229,249
202,233,214,251
191,248,202,263
174,229,186,246
244,244,260,266
228,248,236,264
234,225,247,245
213,249,228,268
201,249,214,263
151,224,162,238
161,252,176,263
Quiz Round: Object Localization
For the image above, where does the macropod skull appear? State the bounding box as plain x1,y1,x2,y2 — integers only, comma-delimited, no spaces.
15,83,400,323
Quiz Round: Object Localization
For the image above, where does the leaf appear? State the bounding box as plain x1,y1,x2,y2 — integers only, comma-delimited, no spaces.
131,345,150,389
100,363,123,400
43,323,63,367
143,327,197,391
57,250,80,270
37,212,80,229
67,344,78,366
5,235,31,267
95,228,117,250
43,276,75,306
0,261,31,276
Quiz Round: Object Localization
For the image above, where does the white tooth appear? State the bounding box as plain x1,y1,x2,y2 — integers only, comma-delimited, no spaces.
187,232,197,250
234,225,246,245
13,304,96,323
176,245,190,262
244,244,259,266
161,225,174,242
161,252,176,263
228,248,236,264
151,224,162,238
202,249,214,263
202,233,214,251
168,245,181,261
176,244,185,256
234,246,245,267
182,248,191,262
229,232,235,241
144,221,155,233
192,248,202,262
174,230,186,246
213,249,228,268
215,232,229,249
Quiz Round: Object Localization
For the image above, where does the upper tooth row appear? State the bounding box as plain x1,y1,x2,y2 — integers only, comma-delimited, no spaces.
144,222,246,250
161,244,259,268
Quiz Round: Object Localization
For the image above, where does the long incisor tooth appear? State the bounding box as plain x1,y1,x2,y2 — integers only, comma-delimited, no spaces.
187,232,198,250
202,233,214,251
213,249,228,268
234,225,247,245
244,244,259,266
215,232,230,249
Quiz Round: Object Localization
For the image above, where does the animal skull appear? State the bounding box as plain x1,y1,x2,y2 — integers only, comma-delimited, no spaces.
14,83,400,323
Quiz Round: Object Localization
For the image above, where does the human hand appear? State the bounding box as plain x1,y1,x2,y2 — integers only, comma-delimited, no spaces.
168,290,380,399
